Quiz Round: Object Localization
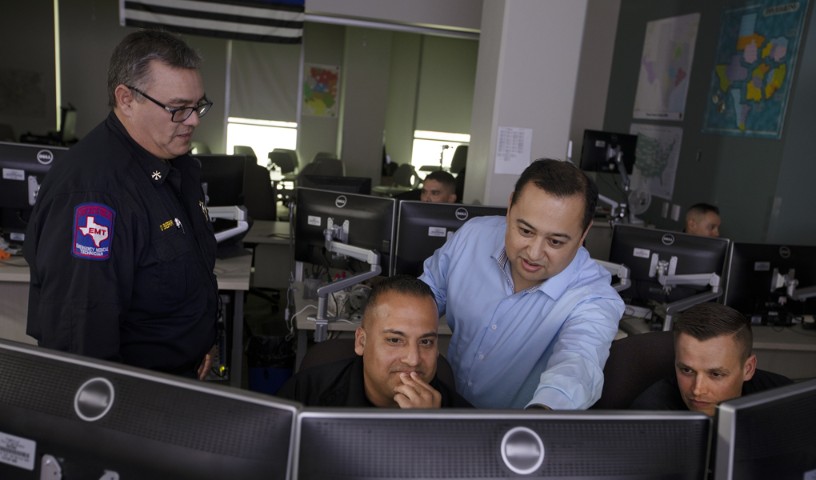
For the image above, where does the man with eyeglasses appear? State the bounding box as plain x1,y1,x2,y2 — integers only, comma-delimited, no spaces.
24,30,219,380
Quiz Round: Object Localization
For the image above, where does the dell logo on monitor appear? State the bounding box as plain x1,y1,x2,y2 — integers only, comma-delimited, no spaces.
73,377,115,422
661,233,676,246
500,426,545,475
779,246,791,259
454,207,469,221
334,195,348,208
36,149,55,165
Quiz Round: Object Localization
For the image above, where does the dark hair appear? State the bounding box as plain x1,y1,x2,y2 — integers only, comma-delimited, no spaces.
362,275,437,326
107,29,202,108
510,158,598,231
424,170,457,191
687,203,720,217
673,303,753,361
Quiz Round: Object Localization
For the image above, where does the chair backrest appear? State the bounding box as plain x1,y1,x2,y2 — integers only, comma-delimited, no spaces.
392,163,418,188
268,149,297,174
450,145,468,174
590,330,675,409
242,162,278,221
314,157,344,176
233,145,257,160
298,338,456,390
190,141,211,154
312,151,337,163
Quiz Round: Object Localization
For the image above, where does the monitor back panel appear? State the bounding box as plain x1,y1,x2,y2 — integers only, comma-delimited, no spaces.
0,340,297,480
714,379,816,480
293,409,710,479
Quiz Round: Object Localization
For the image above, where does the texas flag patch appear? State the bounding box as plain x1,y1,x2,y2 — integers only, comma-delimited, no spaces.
72,203,115,260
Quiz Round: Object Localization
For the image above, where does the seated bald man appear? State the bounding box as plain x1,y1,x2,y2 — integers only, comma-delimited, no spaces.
277,275,471,408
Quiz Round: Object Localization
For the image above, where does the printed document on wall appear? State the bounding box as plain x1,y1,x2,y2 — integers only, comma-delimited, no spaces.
494,127,532,175
633,13,700,121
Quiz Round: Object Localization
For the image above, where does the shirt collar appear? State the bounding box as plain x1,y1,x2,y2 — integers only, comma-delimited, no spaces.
107,112,172,186
492,244,589,298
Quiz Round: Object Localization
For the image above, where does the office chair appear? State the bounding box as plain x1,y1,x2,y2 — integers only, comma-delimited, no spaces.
297,338,456,389
190,141,211,154
312,151,337,163
392,163,419,188
590,330,675,409
268,149,298,174
233,145,258,161
242,161,278,221
450,145,468,175
313,157,344,176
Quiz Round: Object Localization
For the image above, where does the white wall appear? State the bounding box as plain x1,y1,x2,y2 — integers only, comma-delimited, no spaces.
305,0,482,33
467,0,591,206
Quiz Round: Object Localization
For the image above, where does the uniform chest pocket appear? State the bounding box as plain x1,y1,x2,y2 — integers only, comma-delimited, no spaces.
143,228,195,307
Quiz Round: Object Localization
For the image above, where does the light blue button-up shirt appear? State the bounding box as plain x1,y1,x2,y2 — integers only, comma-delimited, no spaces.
420,216,624,409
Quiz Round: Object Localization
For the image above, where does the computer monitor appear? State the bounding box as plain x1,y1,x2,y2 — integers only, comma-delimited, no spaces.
292,409,711,479
0,339,298,480
609,224,730,306
0,141,69,245
394,201,507,276
196,154,251,208
712,378,816,480
294,187,395,275
579,129,638,175
297,174,372,195
722,242,816,326
59,106,78,144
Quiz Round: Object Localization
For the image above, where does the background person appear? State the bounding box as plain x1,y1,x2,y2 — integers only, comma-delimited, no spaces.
684,203,721,237
630,303,792,416
419,158,624,409
25,30,218,379
421,170,458,203
278,275,471,408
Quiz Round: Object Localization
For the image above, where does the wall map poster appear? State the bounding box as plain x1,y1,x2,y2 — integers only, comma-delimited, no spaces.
702,1,809,138
303,64,340,117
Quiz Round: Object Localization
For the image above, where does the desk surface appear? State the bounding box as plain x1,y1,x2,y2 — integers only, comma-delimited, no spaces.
1,254,251,291
243,220,291,245
0,256,29,283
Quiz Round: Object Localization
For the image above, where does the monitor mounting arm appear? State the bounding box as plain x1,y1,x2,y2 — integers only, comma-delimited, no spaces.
310,218,381,342
770,268,816,302
207,205,249,243
594,259,631,293
650,255,722,331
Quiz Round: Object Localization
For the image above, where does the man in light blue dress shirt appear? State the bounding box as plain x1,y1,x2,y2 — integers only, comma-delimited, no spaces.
420,159,624,409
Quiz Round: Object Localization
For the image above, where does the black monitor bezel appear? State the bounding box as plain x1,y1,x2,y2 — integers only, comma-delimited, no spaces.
0,339,299,480
609,224,731,306
722,242,816,324
579,129,638,175
713,378,816,480
0,141,69,243
293,187,396,275
394,201,507,276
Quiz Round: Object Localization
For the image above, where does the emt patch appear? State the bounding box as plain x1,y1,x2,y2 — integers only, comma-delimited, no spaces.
72,203,115,260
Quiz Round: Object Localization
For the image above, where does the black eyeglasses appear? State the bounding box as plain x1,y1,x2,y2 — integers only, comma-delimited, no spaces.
126,85,213,122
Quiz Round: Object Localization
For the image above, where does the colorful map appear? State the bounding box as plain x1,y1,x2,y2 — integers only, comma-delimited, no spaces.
702,1,809,138
303,64,340,117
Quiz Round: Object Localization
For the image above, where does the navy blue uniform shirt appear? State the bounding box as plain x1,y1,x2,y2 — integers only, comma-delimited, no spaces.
24,112,218,375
